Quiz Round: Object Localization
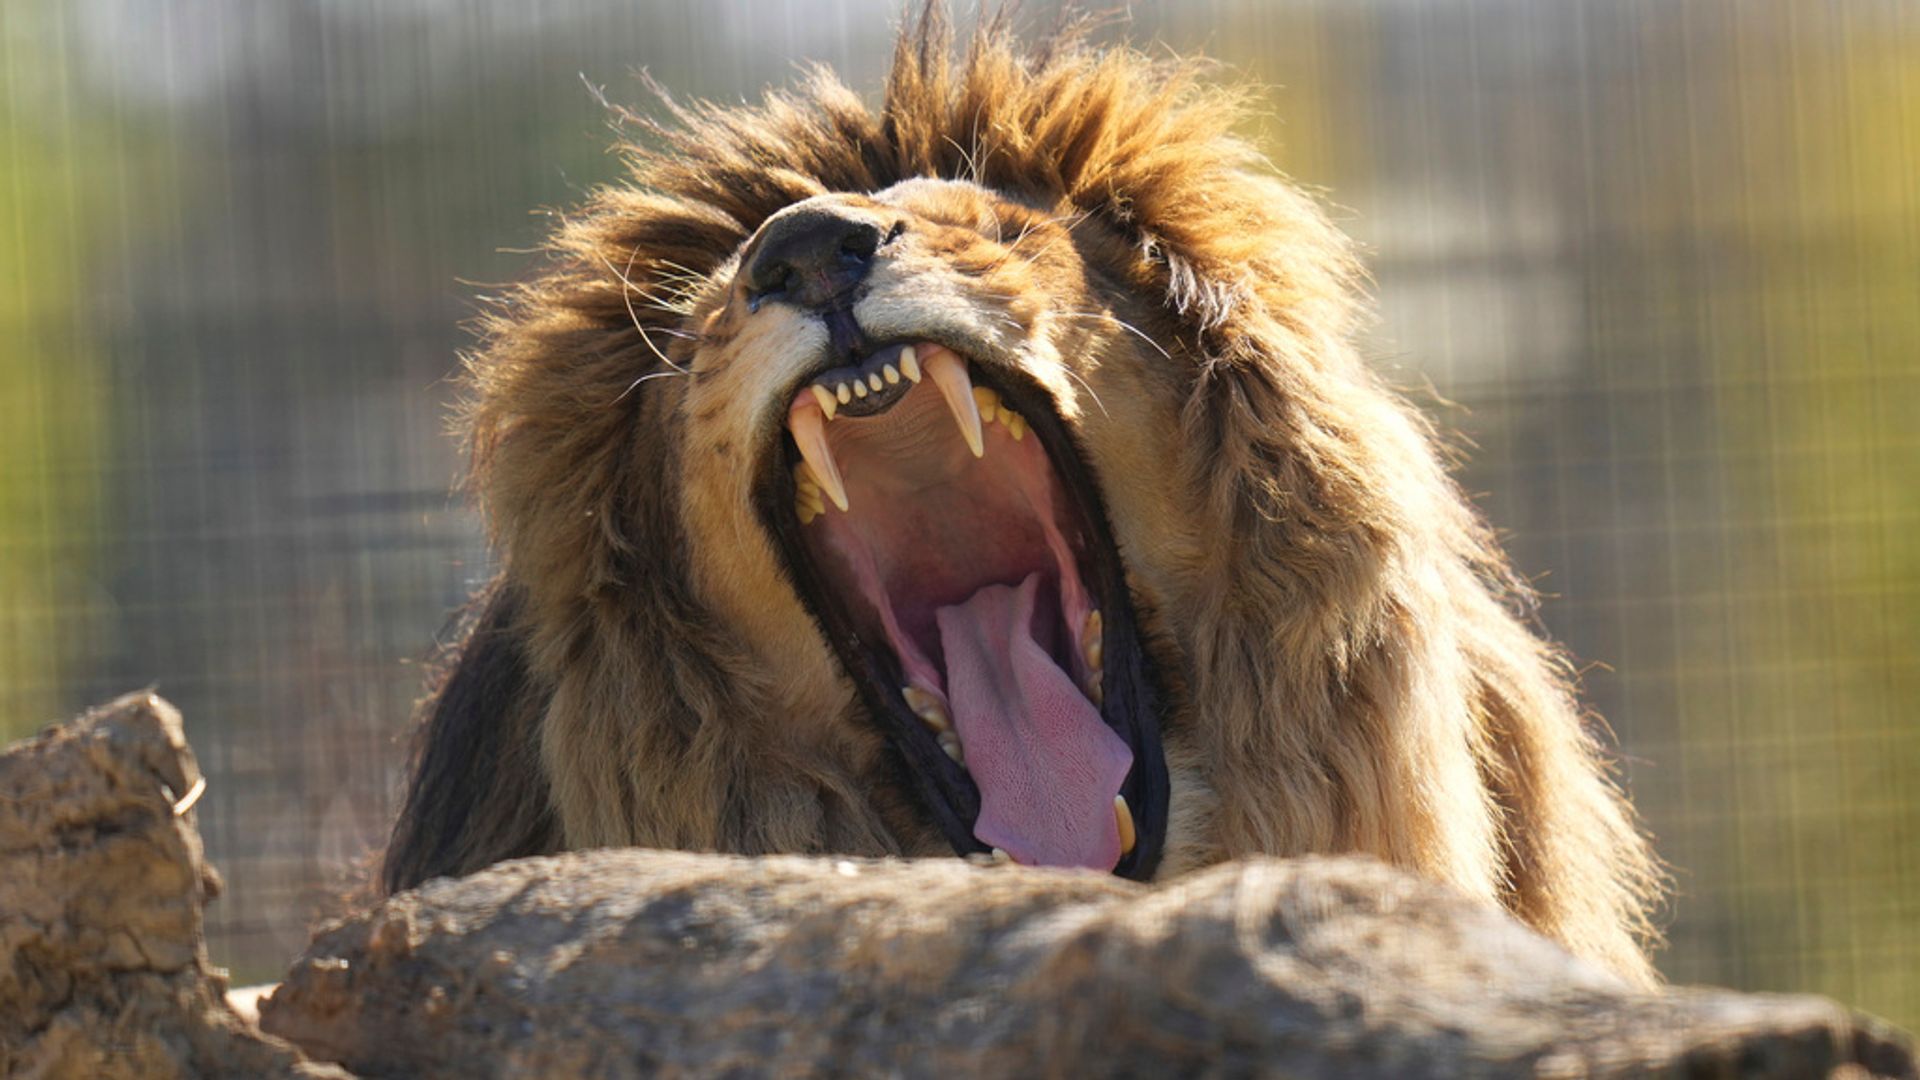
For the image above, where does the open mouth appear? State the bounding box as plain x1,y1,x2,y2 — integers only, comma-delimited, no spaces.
756,340,1168,879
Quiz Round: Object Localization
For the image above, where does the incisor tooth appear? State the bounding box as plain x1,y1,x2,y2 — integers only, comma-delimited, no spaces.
788,400,849,511
809,384,838,420
836,382,852,405
900,345,922,382
853,379,869,398
990,847,1015,865
939,731,964,763
1007,413,1026,441
868,373,884,391
923,346,985,458
884,364,901,384
1114,795,1136,856
1083,610,1103,672
972,386,999,413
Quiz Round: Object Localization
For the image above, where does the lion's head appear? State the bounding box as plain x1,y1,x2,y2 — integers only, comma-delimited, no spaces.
384,8,1663,984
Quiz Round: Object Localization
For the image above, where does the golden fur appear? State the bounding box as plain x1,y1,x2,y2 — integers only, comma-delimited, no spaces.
383,8,1663,984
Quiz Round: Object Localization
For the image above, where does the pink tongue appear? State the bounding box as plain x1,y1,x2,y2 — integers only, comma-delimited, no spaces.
936,572,1132,870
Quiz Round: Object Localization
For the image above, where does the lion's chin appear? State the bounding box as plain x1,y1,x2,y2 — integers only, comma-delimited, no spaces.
755,340,1169,879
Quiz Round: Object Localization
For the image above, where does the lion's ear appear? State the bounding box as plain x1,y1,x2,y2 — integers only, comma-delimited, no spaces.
380,580,560,895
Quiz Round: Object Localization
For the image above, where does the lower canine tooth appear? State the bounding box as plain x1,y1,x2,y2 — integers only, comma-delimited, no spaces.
900,345,922,382
1083,610,1103,672
923,346,985,458
1114,795,1136,856
939,731,964,763
788,399,849,511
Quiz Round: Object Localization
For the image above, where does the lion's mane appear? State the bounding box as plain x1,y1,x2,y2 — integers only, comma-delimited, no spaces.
384,7,1664,984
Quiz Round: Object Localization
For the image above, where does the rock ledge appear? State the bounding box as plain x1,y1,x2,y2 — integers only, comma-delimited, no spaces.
264,848,1916,1078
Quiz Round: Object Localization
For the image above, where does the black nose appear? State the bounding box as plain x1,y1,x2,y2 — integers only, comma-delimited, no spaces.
744,206,887,311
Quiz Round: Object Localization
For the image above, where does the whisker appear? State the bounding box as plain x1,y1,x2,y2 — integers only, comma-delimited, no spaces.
610,368,690,406
984,208,1093,272
602,246,694,379
942,134,980,187
654,258,709,280
1057,309,1172,361
1062,365,1109,419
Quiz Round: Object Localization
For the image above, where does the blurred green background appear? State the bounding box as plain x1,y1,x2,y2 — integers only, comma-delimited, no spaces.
1,0,1913,1025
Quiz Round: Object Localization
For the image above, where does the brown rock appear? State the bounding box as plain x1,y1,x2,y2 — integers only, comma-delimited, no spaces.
0,692,350,1079
264,849,1916,1079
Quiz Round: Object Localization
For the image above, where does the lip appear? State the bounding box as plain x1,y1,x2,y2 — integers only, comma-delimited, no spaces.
752,339,1170,881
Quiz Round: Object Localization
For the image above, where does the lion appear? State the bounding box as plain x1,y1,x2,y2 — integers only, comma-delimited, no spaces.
380,7,1664,985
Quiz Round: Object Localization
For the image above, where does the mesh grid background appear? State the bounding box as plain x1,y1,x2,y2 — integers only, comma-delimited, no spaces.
1,0,1913,1025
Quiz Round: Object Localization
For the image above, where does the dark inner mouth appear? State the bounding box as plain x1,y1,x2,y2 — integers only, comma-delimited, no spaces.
755,340,1167,879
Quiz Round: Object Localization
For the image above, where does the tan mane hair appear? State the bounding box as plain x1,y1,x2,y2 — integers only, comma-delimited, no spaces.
383,5,1664,985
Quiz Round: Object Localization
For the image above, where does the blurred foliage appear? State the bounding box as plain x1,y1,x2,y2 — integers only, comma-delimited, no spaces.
1667,10,1920,1025
0,1,111,739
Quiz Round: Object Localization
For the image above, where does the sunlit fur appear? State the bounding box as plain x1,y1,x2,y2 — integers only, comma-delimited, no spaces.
384,7,1664,984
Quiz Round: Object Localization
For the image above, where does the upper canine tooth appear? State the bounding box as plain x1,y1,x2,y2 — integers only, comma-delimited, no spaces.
809,384,838,420
899,345,922,383
787,398,849,512
923,346,985,458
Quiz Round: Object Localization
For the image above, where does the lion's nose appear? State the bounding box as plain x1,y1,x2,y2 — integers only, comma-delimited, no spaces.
743,204,888,311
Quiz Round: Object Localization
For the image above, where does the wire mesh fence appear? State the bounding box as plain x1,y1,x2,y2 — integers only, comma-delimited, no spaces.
1,0,1913,1026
